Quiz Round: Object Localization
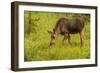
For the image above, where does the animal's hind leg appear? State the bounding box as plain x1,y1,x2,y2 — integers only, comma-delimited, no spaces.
79,30,85,46
68,34,72,45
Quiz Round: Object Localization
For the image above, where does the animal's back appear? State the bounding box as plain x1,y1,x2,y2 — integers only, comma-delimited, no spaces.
67,17,85,33
55,17,85,34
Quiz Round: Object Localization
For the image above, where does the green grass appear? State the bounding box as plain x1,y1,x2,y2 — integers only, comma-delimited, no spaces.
24,11,90,61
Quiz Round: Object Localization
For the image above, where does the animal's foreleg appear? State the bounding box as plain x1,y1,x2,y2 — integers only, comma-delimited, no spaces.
62,34,68,45
68,34,72,45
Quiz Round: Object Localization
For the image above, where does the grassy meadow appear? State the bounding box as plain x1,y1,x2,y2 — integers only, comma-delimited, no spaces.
24,11,90,61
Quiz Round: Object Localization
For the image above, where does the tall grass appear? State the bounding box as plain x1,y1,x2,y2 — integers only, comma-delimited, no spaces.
24,11,90,61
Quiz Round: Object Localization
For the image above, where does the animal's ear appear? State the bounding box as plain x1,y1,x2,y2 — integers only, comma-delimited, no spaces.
47,30,52,34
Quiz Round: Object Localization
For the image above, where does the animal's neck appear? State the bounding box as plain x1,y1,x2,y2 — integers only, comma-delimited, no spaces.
54,27,60,35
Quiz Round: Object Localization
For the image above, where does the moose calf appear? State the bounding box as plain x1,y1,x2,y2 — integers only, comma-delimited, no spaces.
49,16,85,46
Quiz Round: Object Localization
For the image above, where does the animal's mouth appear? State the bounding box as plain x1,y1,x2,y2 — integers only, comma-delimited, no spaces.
50,42,55,46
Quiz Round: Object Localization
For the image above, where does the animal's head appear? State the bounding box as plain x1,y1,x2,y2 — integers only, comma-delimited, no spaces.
48,29,57,46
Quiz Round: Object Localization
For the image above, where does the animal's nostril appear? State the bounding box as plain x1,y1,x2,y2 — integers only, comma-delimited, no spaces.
50,42,55,46
50,43,52,46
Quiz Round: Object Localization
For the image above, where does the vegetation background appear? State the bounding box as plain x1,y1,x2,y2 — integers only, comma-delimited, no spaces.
24,11,90,61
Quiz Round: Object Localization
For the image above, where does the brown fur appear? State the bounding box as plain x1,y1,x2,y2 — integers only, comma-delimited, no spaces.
50,17,85,46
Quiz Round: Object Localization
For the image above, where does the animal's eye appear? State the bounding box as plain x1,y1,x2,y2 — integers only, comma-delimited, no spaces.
53,36,56,39
51,35,55,39
53,36,55,38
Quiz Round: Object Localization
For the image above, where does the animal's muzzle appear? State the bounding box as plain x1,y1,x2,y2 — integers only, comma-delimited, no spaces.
50,43,53,46
50,42,55,46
